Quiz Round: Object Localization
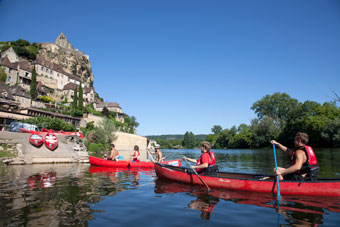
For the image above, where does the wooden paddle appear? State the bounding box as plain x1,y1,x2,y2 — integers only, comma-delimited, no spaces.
184,158,211,192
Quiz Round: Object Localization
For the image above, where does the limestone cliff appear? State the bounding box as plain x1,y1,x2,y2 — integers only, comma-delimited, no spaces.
38,33,93,87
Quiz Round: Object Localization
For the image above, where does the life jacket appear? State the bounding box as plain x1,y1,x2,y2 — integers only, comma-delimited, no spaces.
196,151,216,172
290,145,318,177
133,150,140,161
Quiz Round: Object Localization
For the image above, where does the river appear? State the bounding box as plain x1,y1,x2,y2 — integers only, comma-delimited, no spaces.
0,148,339,226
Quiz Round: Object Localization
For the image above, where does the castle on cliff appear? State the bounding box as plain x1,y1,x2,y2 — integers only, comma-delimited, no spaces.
0,33,124,129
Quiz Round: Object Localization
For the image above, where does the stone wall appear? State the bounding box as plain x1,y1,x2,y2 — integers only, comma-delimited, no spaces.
114,132,148,161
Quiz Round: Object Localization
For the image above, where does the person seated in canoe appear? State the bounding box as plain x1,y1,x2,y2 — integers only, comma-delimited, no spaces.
149,145,163,162
131,145,140,162
182,141,216,173
271,132,319,181
107,143,120,161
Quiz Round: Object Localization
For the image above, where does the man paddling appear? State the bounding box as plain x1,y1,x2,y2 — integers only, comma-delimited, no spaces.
107,143,120,161
182,141,216,173
150,145,163,162
271,132,318,181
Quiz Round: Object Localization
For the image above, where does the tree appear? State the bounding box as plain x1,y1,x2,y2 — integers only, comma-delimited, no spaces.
211,125,222,134
0,67,7,82
251,92,300,128
72,86,78,109
30,65,38,100
131,116,139,128
78,82,83,110
182,131,196,148
102,106,110,117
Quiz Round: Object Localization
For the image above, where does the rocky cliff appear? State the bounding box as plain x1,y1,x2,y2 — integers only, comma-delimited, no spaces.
38,33,94,87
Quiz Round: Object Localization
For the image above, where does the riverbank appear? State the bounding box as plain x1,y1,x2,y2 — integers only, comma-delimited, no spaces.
0,131,89,165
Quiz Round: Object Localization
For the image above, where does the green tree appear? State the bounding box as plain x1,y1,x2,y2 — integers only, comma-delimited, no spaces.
211,125,222,134
182,131,196,148
131,116,139,128
72,86,78,109
0,67,7,82
78,83,83,110
102,106,110,117
249,116,281,148
30,65,38,100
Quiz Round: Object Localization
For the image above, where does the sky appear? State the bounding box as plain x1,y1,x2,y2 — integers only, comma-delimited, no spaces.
0,0,339,136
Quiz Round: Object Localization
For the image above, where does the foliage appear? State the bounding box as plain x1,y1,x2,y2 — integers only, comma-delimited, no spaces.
38,95,54,103
30,66,38,100
182,131,196,148
2,39,40,60
25,117,76,131
78,83,83,110
211,125,222,134
72,86,78,109
0,67,7,82
101,107,109,117
209,92,340,149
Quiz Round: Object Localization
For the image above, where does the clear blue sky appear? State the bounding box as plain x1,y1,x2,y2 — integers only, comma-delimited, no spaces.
1,0,339,136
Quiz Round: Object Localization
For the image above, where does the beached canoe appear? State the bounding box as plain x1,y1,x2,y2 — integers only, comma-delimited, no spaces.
154,163,340,197
29,133,43,147
44,131,58,151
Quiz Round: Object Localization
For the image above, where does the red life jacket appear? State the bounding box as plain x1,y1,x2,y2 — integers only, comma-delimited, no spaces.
290,146,318,174
197,151,216,167
133,150,140,161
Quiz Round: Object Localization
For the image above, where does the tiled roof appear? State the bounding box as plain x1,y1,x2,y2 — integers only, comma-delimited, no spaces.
63,82,77,91
35,57,80,82
0,56,17,70
84,87,93,94
0,82,15,100
18,60,33,72
96,102,121,108
11,85,31,99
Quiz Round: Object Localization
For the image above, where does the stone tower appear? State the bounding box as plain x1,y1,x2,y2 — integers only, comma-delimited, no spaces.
55,32,73,49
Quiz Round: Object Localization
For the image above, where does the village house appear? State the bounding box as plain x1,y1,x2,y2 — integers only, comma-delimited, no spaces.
10,85,31,108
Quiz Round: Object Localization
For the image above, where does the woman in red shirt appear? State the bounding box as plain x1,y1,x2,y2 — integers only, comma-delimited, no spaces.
182,141,216,172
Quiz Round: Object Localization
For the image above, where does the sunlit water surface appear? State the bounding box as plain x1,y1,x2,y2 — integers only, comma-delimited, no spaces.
1,148,340,226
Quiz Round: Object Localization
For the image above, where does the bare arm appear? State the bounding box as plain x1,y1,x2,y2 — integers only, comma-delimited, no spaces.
271,140,292,155
182,156,197,163
190,162,208,169
276,150,305,176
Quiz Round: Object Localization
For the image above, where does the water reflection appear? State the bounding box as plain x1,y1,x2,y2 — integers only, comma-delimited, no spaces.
154,178,340,225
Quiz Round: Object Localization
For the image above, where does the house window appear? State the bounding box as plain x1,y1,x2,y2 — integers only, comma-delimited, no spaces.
22,98,25,103
25,72,29,77
7,76,11,82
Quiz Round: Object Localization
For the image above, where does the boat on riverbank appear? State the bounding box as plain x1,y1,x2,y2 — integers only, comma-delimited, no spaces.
154,163,340,197
29,133,43,147
44,131,58,151
89,156,181,168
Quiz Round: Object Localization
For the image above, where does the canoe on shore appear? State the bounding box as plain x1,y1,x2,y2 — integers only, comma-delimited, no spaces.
29,133,43,147
89,156,181,168
154,162,340,197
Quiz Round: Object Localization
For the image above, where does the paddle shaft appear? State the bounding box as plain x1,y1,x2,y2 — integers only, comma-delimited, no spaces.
184,158,211,192
147,149,156,162
273,144,281,198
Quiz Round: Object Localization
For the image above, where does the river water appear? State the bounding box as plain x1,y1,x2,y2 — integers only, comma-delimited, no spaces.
1,148,340,226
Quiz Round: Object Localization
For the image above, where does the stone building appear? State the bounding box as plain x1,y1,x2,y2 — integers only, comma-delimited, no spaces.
11,85,31,108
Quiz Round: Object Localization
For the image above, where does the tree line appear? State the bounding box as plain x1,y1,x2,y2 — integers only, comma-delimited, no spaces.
152,92,340,149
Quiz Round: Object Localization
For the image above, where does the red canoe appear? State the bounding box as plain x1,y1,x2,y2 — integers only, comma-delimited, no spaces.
29,134,43,147
89,156,130,167
129,159,181,168
44,131,58,151
154,163,340,197
89,156,181,168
